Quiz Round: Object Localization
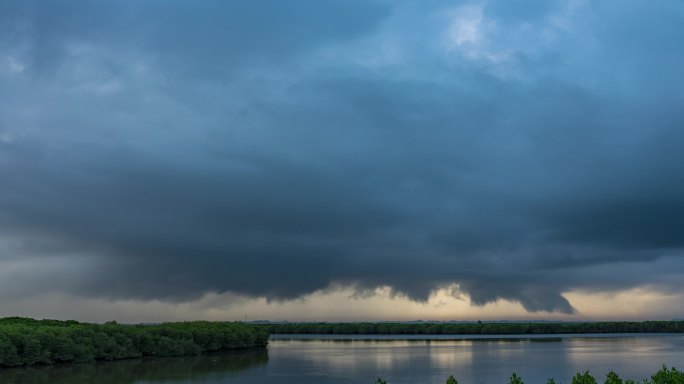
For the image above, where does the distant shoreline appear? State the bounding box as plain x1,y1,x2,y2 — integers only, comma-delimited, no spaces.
269,332,684,340
258,320,684,335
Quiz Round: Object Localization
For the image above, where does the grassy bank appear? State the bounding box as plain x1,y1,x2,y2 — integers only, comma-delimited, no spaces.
375,366,684,384
0,317,268,367
262,321,684,335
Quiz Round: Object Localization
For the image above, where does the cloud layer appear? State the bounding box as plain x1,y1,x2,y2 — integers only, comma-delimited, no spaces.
1,0,684,316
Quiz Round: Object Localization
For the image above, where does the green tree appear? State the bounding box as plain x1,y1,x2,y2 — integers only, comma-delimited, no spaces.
651,365,684,384
573,371,598,384
510,373,525,384
605,370,623,384
0,336,21,367
21,336,46,365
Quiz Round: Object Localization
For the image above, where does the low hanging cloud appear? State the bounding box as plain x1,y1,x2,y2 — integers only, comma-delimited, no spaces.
1,0,684,315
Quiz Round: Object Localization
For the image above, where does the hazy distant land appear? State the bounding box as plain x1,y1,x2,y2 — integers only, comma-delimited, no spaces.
259,320,684,335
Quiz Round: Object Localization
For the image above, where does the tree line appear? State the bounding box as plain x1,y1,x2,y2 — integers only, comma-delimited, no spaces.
0,317,268,367
261,321,684,335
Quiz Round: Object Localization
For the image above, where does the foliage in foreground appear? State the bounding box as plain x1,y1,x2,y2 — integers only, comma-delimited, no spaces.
0,317,268,367
374,366,684,384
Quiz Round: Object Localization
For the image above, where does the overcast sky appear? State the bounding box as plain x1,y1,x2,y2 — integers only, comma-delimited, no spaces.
1,0,683,322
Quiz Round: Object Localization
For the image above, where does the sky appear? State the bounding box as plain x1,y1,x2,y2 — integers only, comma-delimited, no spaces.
1,0,683,323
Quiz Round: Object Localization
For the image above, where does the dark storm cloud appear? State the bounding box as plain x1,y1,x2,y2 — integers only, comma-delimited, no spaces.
1,0,684,314
0,0,387,76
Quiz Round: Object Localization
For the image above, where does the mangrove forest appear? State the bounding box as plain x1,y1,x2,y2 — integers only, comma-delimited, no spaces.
0,317,268,367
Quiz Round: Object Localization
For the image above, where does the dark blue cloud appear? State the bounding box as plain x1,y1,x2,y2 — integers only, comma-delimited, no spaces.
1,0,683,314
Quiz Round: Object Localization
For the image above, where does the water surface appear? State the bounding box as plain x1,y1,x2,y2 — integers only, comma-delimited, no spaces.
2,334,683,384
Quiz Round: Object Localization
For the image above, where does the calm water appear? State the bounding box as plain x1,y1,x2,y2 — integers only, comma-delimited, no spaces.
1,334,683,384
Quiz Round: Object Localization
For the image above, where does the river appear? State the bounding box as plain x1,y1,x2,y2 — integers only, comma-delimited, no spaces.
1,334,683,383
